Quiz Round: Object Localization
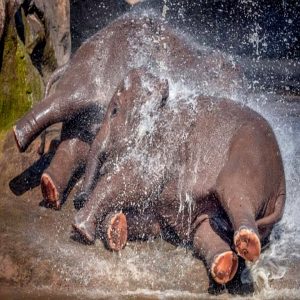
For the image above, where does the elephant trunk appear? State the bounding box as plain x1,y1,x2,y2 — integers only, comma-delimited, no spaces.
14,93,60,152
80,121,111,196
13,92,75,152
73,122,111,210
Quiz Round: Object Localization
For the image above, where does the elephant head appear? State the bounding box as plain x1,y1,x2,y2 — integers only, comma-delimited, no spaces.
74,68,169,209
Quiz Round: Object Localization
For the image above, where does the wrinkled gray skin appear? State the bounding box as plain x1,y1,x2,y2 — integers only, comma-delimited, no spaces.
73,68,285,264
13,12,242,153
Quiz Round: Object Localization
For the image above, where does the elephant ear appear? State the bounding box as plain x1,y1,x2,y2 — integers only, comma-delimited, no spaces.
123,67,169,107
143,71,169,107
158,78,169,107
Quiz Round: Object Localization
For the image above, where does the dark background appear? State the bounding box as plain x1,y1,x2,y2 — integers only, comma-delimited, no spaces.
70,0,300,59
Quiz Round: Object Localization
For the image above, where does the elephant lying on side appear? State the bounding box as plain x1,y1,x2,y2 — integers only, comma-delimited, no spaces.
13,13,242,208
64,68,285,284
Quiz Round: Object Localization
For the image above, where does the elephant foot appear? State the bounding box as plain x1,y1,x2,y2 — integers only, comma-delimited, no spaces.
72,216,96,243
234,227,261,262
103,212,128,251
41,173,60,209
211,251,238,284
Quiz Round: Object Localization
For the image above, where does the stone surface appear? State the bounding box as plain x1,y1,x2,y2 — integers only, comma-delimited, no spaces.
32,0,71,77
0,0,5,39
0,17,44,131
0,0,22,41
23,8,45,55
0,0,71,132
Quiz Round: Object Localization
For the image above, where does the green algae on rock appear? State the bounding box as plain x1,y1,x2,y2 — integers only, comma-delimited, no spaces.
0,19,44,132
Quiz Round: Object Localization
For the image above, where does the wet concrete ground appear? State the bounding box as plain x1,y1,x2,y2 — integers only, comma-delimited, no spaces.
0,92,300,299
0,129,211,299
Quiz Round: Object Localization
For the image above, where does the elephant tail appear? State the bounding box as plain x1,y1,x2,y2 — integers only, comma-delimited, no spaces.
256,178,286,228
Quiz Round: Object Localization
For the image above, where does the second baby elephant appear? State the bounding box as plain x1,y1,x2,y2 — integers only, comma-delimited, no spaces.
68,68,286,284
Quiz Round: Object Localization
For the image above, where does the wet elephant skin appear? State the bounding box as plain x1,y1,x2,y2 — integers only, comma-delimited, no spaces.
72,69,285,282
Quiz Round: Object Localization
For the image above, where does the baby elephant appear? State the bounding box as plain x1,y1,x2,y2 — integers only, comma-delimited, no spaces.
12,14,242,209
55,68,284,284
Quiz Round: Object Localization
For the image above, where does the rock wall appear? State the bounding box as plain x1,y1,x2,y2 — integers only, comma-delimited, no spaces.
0,16,43,131
29,0,71,77
0,0,71,132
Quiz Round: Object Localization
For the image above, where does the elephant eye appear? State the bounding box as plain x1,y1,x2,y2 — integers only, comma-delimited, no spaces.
111,106,118,117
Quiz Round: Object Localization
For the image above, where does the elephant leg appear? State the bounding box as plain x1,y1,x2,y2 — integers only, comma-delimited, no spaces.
216,168,261,262
13,92,101,152
41,138,89,209
14,93,66,152
193,218,238,285
158,179,238,284
72,166,149,243
100,209,161,252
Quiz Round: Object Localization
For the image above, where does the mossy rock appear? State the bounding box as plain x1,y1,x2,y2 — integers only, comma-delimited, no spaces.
0,19,44,132
22,9,45,55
